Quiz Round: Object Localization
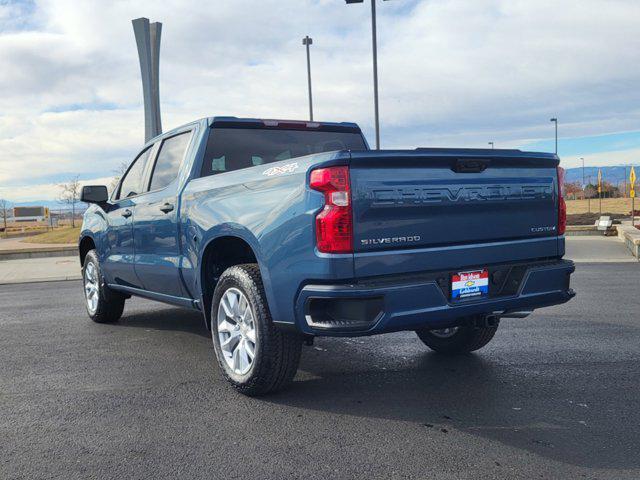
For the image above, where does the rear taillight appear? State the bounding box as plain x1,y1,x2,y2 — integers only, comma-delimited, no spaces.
557,166,567,235
310,166,353,253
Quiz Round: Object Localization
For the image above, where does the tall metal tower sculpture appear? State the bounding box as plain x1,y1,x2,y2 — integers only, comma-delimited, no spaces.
132,17,162,142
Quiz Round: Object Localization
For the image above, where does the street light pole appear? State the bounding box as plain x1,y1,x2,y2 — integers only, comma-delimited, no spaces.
488,142,494,149
370,0,380,149
550,118,558,154
346,0,389,150
302,36,314,121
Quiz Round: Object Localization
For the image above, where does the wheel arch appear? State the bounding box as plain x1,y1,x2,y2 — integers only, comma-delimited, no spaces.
199,234,263,330
78,235,96,266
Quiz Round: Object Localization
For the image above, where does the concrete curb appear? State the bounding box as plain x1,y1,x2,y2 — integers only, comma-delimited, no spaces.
0,246,77,261
565,225,618,236
0,275,81,286
566,225,599,236
616,225,640,260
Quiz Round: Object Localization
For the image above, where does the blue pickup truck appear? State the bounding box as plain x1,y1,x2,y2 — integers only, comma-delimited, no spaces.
79,117,575,395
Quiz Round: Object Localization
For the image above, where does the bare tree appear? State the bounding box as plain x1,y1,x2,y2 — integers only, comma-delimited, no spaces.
58,176,81,228
0,198,10,236
110,161,129,195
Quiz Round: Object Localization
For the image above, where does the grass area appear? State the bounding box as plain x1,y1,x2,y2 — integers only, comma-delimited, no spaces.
21,226,81,244
566,198,637,215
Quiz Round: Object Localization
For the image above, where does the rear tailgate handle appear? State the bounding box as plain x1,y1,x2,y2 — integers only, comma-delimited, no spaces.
453,159,490,173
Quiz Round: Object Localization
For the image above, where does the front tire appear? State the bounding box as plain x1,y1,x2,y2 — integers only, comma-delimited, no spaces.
210,264,302,396
416,320,498,354
82,249,125,323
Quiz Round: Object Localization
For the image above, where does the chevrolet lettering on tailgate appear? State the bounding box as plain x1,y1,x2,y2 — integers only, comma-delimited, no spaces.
370,185,552,206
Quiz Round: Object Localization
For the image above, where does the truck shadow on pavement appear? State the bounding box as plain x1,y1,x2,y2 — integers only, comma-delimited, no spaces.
117,306,209,338
105,304,638,471
267,337,639,471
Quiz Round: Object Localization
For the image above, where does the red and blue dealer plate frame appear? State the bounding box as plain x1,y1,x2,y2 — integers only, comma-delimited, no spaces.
451,269,489,300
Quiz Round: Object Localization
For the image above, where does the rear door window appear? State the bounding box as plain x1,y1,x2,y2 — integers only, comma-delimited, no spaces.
117,147,153,200
149,131,193,191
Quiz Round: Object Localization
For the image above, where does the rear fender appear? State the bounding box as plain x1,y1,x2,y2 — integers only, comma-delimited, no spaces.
197,225,277,323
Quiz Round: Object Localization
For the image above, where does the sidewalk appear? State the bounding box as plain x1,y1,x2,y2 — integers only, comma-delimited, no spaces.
564,236,636,263
0,237,77,260
0,256,81,284
0,237,74,250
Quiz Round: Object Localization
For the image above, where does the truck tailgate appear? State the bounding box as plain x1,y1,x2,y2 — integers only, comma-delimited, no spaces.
349,149,561,276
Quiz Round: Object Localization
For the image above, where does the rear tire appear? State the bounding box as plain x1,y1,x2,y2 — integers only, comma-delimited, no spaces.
416,320,498,354
82,249,125,323
210,264,302,396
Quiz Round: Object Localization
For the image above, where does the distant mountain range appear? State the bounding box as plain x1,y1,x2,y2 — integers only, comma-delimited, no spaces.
564,165,638,186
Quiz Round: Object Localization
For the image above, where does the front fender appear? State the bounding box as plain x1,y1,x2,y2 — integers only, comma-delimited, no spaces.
79,206,108,261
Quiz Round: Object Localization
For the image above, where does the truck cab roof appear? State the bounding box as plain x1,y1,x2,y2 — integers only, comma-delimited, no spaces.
206,116,362,134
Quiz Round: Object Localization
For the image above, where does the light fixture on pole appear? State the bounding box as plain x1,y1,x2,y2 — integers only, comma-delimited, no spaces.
550,117,558,154
302,36,314,121
345,0,391,150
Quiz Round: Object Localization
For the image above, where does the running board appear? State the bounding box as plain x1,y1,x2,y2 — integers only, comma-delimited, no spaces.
489,309,533,319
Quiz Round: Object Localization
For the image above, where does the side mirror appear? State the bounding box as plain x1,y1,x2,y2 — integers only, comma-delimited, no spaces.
81,185,109,204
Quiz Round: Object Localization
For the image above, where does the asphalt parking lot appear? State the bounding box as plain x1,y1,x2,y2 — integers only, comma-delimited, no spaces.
1,254,639,479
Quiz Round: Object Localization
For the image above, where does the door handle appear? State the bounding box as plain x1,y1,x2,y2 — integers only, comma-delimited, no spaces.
121,209,132,218
160,203,174,214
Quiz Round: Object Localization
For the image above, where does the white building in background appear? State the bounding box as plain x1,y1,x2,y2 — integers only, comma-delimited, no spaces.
12,206,49,222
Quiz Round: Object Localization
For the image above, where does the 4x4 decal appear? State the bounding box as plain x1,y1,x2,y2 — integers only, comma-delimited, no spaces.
262,162,299,177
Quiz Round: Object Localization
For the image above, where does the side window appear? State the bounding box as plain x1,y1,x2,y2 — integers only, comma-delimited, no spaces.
117,147,153,200
149,131,192,191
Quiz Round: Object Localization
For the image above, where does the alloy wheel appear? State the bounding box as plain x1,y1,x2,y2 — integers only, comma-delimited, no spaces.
216,288,257,375
84,261,99,315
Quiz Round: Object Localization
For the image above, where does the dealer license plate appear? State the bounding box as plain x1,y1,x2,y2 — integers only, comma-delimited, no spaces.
451,269,489,300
